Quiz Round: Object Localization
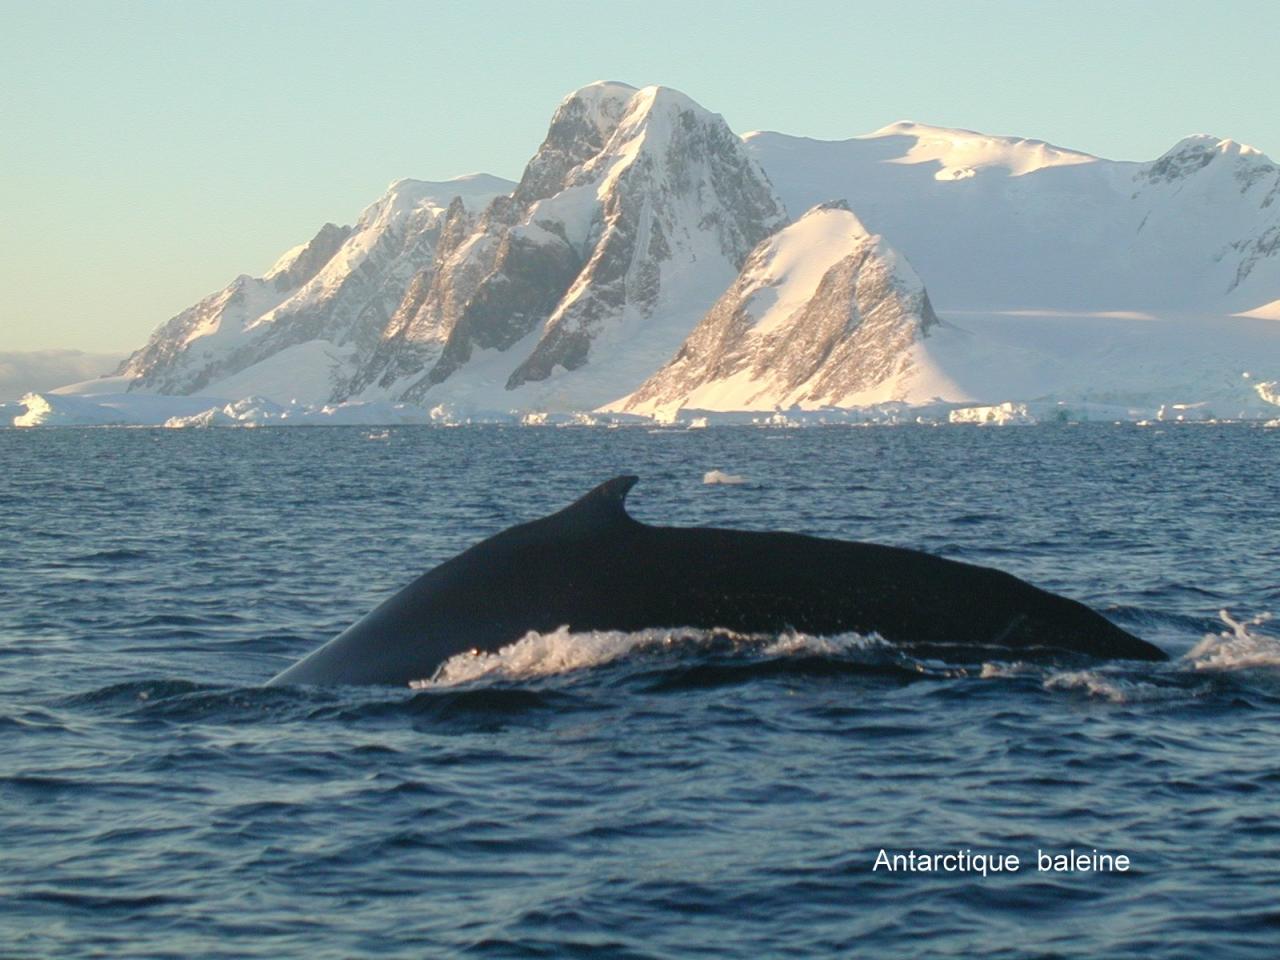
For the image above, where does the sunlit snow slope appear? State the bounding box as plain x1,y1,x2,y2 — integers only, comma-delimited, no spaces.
745,124,1280,315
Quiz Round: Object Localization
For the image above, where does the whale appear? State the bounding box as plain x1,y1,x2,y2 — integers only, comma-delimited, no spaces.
267,475,1166,686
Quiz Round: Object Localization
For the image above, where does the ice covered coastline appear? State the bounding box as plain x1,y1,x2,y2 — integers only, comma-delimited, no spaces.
9,386,1280,429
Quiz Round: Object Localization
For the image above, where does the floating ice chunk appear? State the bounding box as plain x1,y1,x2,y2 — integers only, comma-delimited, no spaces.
164,407,240,428
14,393,125,426
1255,381,1280,407
13,391,223,427
277,401,434,425
703,470,748,485
948,402,1036,425
1156,402,1216,422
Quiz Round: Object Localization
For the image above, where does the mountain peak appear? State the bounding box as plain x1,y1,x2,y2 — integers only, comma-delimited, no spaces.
563,80,638,103
513,83,638,205
553,81,639,140
1144,134,1276,184
805,199,859,219
1163,133,1270,161
628,84,712,118
500,82,786,393
612,198,937,416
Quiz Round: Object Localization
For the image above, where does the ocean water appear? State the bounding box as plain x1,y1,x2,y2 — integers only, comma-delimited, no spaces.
2,423,1279,958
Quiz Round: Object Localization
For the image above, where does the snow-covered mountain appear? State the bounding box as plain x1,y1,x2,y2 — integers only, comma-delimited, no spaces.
117,174,515,400
73,86,1280,424
612,202,940,415
746,123,1280,315
343,82,787,410
116,82,786,411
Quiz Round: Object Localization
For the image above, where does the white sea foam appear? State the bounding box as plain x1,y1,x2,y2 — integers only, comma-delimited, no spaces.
979,661,1040,679
1042,669,1193,704
415,626,895,688
1183,610,1280,671
414,627,683,688
703,470,748,485
409,610,1280,695
761,630,889,658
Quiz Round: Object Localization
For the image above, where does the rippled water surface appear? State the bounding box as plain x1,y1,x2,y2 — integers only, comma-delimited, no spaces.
3,424,1279,958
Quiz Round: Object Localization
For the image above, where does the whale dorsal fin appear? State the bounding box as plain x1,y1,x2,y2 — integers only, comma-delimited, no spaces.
543,475,640,536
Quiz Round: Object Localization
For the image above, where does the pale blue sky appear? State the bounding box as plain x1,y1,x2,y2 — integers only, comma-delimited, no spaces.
2,0,1276,352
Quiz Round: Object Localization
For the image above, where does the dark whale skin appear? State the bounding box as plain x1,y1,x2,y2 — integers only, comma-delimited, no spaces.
267,476,1166,687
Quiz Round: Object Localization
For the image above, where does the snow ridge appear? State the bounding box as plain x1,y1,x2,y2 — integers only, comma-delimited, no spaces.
747,125,1280,315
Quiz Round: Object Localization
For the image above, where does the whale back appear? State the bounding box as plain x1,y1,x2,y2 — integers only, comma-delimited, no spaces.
267,476,1165,686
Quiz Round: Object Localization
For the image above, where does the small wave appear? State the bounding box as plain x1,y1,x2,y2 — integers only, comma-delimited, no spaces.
638,652,927,692
61,680,317,724
124,686,311,723
0,774,88,796
979,609,1280,702
65,548,150,563
983,658,1222,705
761,631,889,658
1183,610,1280,671
1105,604,1219,636
310,686,571,725
978,661,1042,679
61,679,208,707
762,631,969,677
702,470,747,485
131,612,246,628
1042,669,1200,704
18,889,191,910
947,513,1001,526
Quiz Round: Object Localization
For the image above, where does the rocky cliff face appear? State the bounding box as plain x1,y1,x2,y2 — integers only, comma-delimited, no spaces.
118,175,513,399
612,202,939,415
347,82,787,408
